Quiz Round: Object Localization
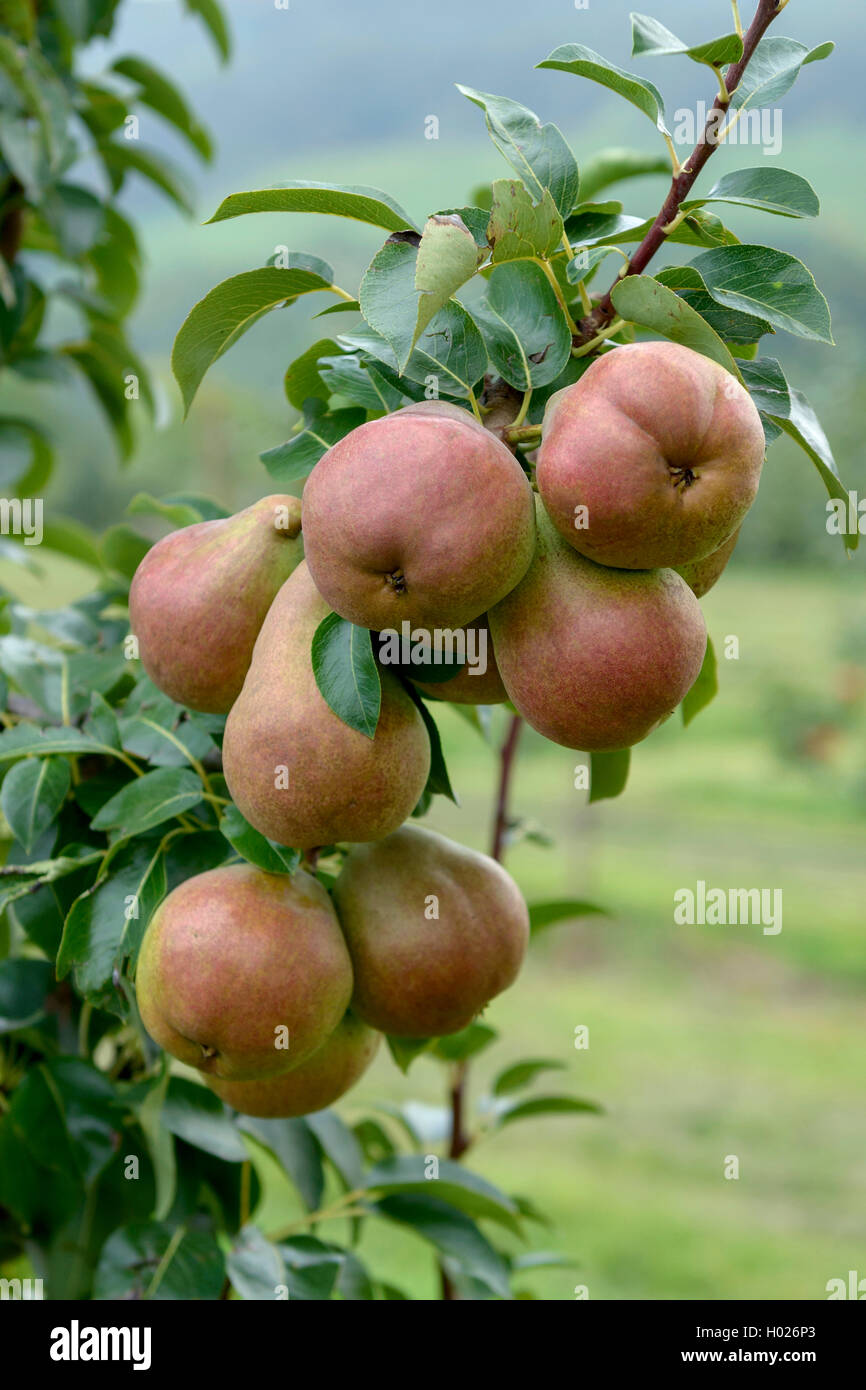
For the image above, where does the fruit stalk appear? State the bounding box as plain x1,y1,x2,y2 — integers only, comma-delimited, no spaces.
579,0,787,342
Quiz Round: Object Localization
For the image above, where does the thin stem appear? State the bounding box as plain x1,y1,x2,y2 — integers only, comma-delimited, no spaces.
731,0,744,38
578,0,786,343
491,714,523,862
78,1002,92,1059
329,284,357,303
466,386,483,423
510,390,532,430
504,422,543,446
268,1187,366,1241
573,319,626,359
239,1161,251,1227
536,257,578,336
144,1223,187,1300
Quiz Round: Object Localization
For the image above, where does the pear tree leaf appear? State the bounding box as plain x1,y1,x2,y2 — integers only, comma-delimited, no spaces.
207,181,417,233
682,245,833,346
312,614,382,739
682,637,718,728
631,14,743,68
683,168,819,220
528,899,608,934
495,1094,603,1128
492,1058,567,1096
611,275,743,379
283,337,340,409
410,214,484,361
487,179,563,263
1,756,70,853
261,407,366,486
172,262,338,414
538,44,670,136
456,87,579,217
577,147,670,202
219,804,301,876
111,55,213,159
183,0,232,63
729,36,834,116
588,748,631,804
472,260,571,390
91,767,204,837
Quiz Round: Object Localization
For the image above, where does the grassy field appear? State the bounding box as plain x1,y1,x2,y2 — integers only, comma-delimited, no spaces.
3,553,863,1300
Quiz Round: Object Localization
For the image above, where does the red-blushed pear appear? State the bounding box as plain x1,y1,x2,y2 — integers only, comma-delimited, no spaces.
536,342,765,570
222,561,430,849
301,401,536,631
332,824,529,1038
206,1013,380,1118
378,615,508,705
135,863,352,1081
488,501,707,752
129,495,303,713
676,526,740,598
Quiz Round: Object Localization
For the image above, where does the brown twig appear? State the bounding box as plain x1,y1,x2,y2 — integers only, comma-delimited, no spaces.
578,0,787,342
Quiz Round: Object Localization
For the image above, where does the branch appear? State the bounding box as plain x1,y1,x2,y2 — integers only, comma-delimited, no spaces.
578,0,786,342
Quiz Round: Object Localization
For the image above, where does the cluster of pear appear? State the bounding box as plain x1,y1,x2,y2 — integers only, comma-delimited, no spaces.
135,830,529,1116
129,339,764,1117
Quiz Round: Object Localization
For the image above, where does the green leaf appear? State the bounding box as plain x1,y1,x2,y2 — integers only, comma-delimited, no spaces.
1,756,70,853
93,1221,226,1300
0,417,53,498
99,142,195,215
0,958,52,1033
161,1076,249,1162
631,14,743,68
365,1156,522,1233
317,355,406,412
729,36,834,117
456,86,579,218
41,182,106,258
528,899,608,935
91,767,204,837
312,613,381,739
589,748,631,804
682,636,718,727
183,0,232,63
496,1094,602,1127
685,167,819,221
127,493,204,530
306,1111,364,1190
407,688,458,804
227,1225,286,1300
0,724,112,763
99,524,151,578
0,0,34,41
487,179,563,263
237,1117,324,1211
58,840,167,1003
566,246,621,282
684,245,833,346
373,1194,511,1299
283,337,339,409
538,43,670,136
207,181,417,233
404,301,488,398
653,264,773,345
111,55,213,160
410,214,483,361
0,847,102,916
173,262,337,413
473,260,571,390
359,237,419,369
219,803,300,876
386,1035,433,1073
577,147,670,202
492,1058,566,1096
261,406,367,485
431,1023,498,1063
611,275,743,378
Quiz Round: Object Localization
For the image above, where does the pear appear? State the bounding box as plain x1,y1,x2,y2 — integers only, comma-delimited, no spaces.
207,1012,380,1118
676,526,740,598
136,863,352,1080
332,824,529,1037
222,561,431,849
129,495,304,713
377,615,508,705
301,401,536,631
537,342,764,570
489,501,707,751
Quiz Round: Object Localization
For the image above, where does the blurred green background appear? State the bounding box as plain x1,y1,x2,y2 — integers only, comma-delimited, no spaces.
3,0,864,1300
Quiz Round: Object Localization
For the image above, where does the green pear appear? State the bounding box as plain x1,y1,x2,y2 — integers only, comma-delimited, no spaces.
489,501,707,751
206,1012,380,1118
129,495,303,713
377,615,508,705
537,342,764,570
301,401,536,631
332,824,529,1037
676,526,740,598
222,561,431,849
136,863,352,1080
